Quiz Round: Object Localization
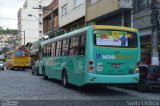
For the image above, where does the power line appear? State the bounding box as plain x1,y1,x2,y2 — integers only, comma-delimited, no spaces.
0,17,38,22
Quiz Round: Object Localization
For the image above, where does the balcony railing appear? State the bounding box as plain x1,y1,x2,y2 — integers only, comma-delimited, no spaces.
43,15,59,33
43,0,58,18
86,0,132,21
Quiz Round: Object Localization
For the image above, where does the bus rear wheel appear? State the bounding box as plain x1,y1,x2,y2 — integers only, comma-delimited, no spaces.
62,71,69,88
43,68,48,80
137,80,147,93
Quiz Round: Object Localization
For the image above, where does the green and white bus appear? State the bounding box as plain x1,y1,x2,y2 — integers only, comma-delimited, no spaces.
40,25,140,87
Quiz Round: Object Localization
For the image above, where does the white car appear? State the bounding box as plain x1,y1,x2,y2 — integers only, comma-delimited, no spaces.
0,61,4,70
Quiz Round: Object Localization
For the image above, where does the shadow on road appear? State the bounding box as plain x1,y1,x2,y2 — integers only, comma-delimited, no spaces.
122,86,160,94
46,78,130,96
6,69,30,72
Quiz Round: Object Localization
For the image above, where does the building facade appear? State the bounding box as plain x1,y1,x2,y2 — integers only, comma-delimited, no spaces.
17,0,53,47
133,0,154,59
0,34,18,51
86,0,133,27
58,0,86,33
43,0,59,38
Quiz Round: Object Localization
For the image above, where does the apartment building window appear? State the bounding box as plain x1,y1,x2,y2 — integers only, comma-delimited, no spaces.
62,4,67,15
89,0,97,5
74,0,82,7
133,0,148,12
139,0,148,9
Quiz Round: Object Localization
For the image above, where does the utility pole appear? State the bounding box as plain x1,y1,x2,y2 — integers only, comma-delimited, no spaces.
19,31,25,46
24,31,25,46
51,8,55,38
151,0,159,65
33,5,54,39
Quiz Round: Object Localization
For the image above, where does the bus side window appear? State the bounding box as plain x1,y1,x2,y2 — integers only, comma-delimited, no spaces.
56,41,62,56
52,42,56,57
69,36,79,56
49,44,52,56
43,45,46,57
46,44,49,57
45,45,47,57
78,33,86,55
62,39,69,56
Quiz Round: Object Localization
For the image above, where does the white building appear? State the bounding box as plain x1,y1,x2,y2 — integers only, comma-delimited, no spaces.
17,0,53,47
59,0,86,27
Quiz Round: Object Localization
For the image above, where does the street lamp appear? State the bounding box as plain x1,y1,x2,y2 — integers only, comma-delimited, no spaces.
32,6,55,38
28,14,43,38
28,14,42,22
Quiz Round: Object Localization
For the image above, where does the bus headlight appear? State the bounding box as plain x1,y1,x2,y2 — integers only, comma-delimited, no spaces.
135,67,139,73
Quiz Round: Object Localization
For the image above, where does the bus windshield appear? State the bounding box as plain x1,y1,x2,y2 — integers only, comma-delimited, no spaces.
94,30,138,48
14,51,24,56
14,50,30,57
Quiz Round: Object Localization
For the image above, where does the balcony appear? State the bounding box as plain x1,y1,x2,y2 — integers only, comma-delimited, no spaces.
86,0,132,22
43,0,58,18
43,15,59,34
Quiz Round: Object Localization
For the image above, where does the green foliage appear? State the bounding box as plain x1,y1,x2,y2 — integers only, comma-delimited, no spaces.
0,27,18,35
0,47,9,55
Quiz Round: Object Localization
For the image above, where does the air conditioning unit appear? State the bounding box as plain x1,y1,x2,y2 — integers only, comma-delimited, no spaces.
119,0,133,9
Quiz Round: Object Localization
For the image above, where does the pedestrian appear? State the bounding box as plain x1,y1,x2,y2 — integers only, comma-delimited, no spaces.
144,57,151,65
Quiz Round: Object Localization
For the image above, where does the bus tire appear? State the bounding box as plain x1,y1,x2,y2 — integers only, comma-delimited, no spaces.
37,70,40,76
43,67,48,80
31,71,34,75
62,71,69,88
137,80,147,93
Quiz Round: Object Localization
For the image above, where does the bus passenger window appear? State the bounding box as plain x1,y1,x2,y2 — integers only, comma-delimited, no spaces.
56,41,62,56
78,34,86,55
69,48,74,56
52,43,56,57
62,39,69,56
79,47,85,55
69,37,79,56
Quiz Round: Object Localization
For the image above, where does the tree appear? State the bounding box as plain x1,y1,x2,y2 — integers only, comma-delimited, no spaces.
0,47,9,55
0,26,3,30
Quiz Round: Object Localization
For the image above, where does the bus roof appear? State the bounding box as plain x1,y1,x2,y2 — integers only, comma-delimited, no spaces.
41,25,138,46
6,49,30,55
93,25,138,32
41,26,90,46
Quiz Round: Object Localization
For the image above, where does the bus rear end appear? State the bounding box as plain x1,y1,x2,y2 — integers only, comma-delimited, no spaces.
86,26,140,85
13,50,31,69
13,57,31,69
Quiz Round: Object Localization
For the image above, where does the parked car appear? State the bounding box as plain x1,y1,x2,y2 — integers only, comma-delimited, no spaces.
137,65,160,92
0,61,4,70
31,60,39,75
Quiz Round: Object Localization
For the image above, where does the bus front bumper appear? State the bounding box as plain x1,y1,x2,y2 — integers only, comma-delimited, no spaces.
87,73,139,85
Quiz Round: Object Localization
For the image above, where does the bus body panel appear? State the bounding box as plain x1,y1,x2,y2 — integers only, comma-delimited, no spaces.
87,73,139,84
13,56,31,68
84,27,140,85
43,56,86,86
40,25,140,86
6,50,31,69
93,48,139,75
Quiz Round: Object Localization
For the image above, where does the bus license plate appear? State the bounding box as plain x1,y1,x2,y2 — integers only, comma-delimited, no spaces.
112,64,120,68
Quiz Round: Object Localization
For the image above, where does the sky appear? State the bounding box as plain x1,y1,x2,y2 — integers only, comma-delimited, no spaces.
0,0,26,29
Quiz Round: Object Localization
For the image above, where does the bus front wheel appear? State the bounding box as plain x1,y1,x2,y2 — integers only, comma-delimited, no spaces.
62,71,69,88
43,67,48,80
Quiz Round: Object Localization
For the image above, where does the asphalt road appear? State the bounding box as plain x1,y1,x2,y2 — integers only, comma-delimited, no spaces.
0,69,160,106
